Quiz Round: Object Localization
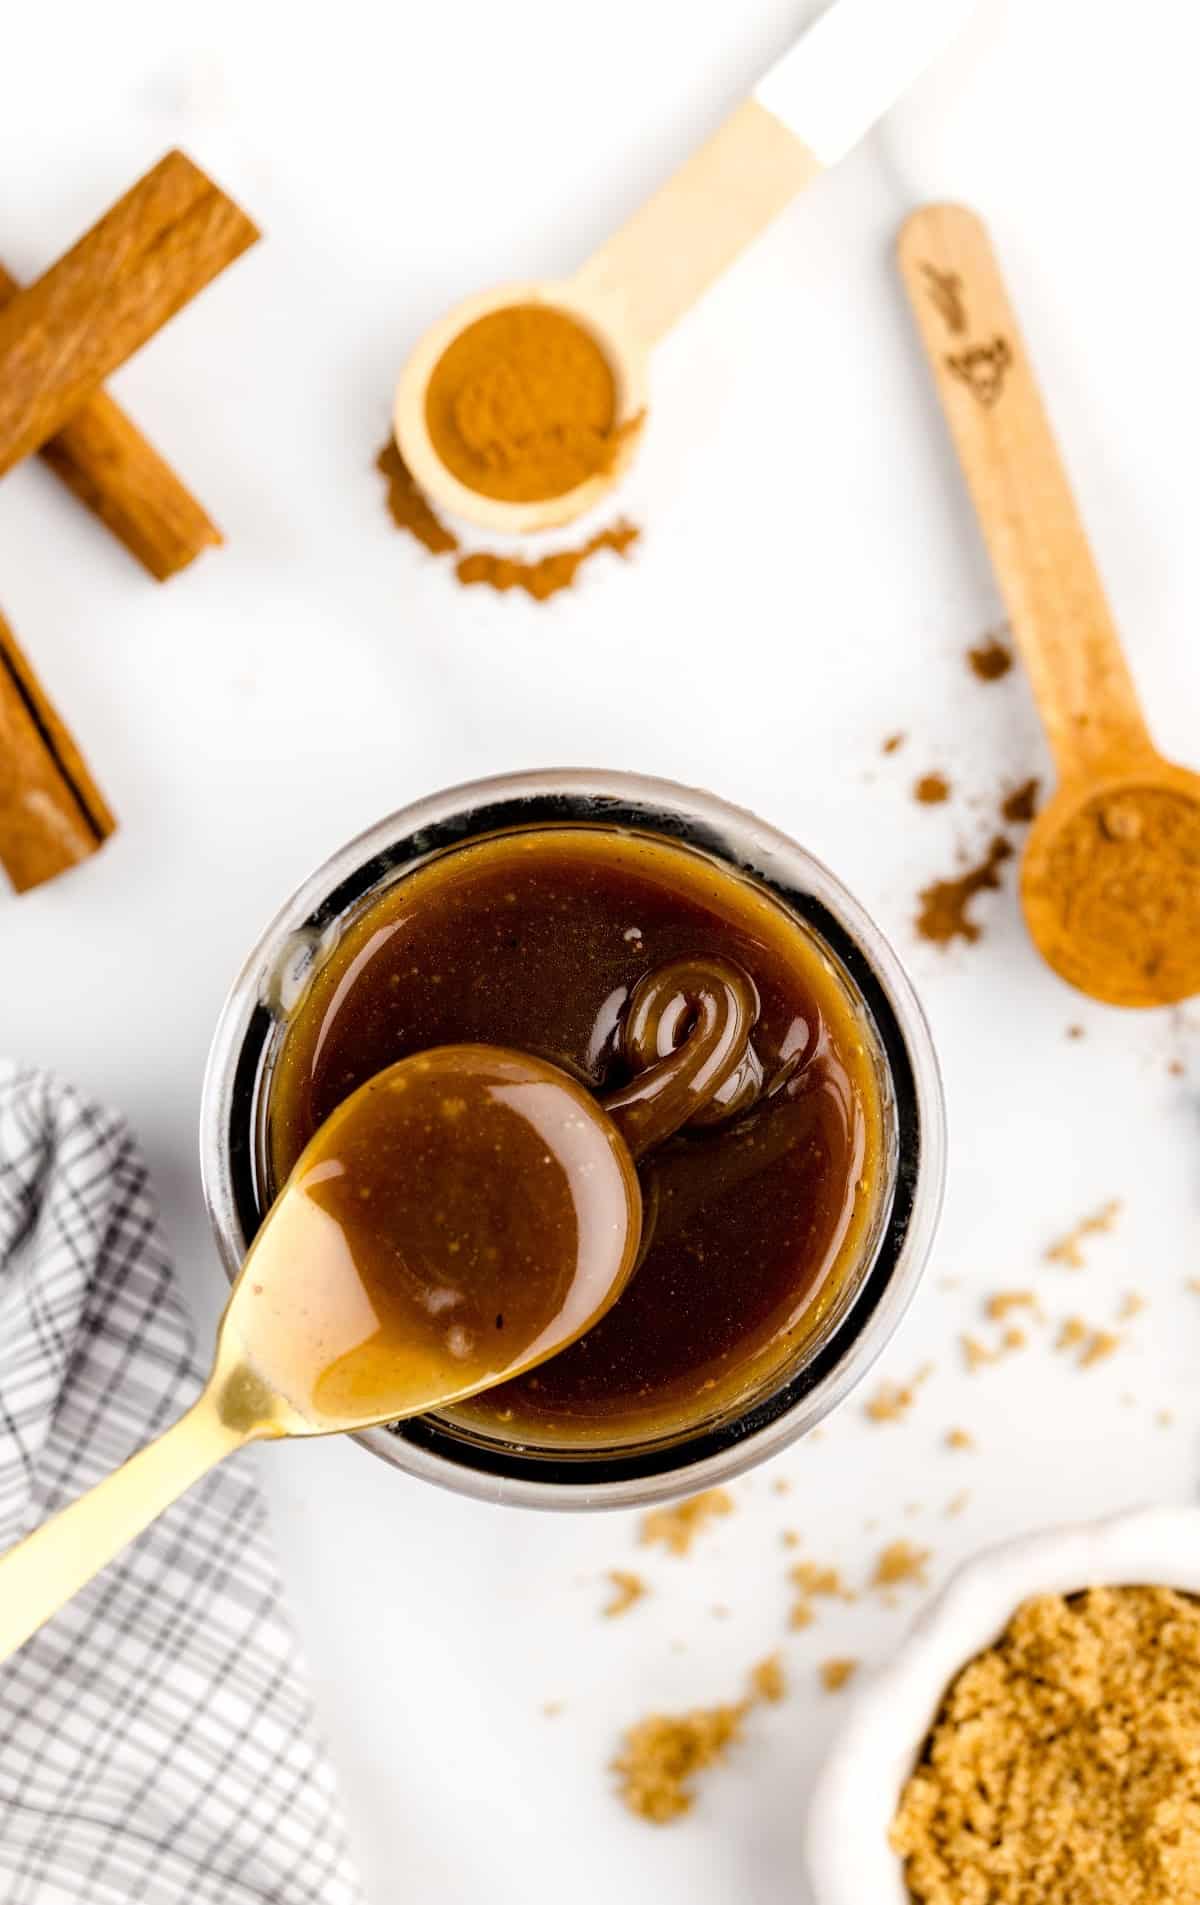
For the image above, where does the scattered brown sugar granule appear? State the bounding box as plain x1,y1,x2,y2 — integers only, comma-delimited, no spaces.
914,773,951,806
1158,1410,1175,1428
1118,1290,1146,1320
916,836,1013,946
613,1659,781,1825
749,1653,787,1705
614,1701,745,1823
1189,1279,1200,1296
790,1560,849,1629
456,521,639,602
864,1363,933,1424
1056,1316,1121,1367
1001,777,1040,825
945,1491,970,1518
966,633,1013,681
603,1571,648,1619
781,1530,801,1549
1080,1328,1121,1368
961,1328,1024,1371
772,1477,791,1496
891,1586,1200,1905
1170,1057,1187,1077
1066,1022,1085,1039
791,1562,847,1598
945,1428,973,1451
882,731,907,755
542,1700,564,1717
820,1658,859,1694
873,1540,930,1591
1057,1315,1088,1351
985,1289,1038,1321
1046,1198,1122,1268
640,1489,733,1558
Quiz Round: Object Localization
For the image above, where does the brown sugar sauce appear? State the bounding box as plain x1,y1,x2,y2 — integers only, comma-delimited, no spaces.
267,828,889,1448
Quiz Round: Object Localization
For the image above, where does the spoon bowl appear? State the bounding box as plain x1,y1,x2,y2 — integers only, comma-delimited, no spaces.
1020,765,1200,1009
232,1043,643,1433
393,281,648,536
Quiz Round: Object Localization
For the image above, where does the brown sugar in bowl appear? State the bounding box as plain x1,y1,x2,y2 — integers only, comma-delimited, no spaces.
805,1505,1200,1905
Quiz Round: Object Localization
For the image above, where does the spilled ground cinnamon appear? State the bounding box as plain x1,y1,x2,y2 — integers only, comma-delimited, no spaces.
0,258,220,581
913,773,950,805
967,633,1013,681
458,524,638,601
377,440,457,555
916,836,1012,945
1001,777,1039,825
0,608,114,892
376,439,639,602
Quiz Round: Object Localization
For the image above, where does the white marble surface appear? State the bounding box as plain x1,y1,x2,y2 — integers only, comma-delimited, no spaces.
3,3,1200,1900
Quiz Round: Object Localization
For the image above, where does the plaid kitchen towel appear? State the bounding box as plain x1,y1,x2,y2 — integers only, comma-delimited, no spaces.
0,1060,364,1905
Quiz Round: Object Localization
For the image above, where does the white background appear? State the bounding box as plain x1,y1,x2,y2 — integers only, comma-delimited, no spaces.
3,3,1200,1899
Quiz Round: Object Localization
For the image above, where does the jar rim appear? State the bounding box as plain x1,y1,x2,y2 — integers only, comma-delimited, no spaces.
200,768,945,1510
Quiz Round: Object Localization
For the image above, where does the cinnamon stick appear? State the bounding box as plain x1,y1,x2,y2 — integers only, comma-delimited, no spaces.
0,607,115,892
0,151,259,479
0,260,221,579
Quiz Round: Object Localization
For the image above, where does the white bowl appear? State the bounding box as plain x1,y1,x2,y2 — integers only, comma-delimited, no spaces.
804,1504,1200,1904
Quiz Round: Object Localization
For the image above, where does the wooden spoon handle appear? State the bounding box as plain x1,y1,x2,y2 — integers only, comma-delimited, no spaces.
898,203,1155,785
573,101,819,349
0,1381,252,1663
574,0,971,348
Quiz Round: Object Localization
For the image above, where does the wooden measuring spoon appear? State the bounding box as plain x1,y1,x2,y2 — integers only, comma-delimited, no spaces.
393,0,974,534
898,204,1200,1007
0,957,759,1660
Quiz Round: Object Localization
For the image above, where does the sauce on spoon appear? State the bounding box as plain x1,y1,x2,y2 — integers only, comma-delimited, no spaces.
236,1044,642,1428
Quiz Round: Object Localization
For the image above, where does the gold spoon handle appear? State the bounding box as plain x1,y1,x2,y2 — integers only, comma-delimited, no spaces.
897,203,1156,787
0,1380,254,1664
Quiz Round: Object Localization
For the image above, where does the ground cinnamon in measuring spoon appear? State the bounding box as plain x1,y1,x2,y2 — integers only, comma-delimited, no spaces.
379,303,644,599
424,305,639,504
1024,788,1200,1002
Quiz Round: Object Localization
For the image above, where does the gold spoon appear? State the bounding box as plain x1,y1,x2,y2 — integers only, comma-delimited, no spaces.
0,957,758,1661
393,0,974,535
899,204,1200,1007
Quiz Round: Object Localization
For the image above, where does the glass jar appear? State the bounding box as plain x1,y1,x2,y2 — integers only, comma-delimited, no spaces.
200,769,944,1509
